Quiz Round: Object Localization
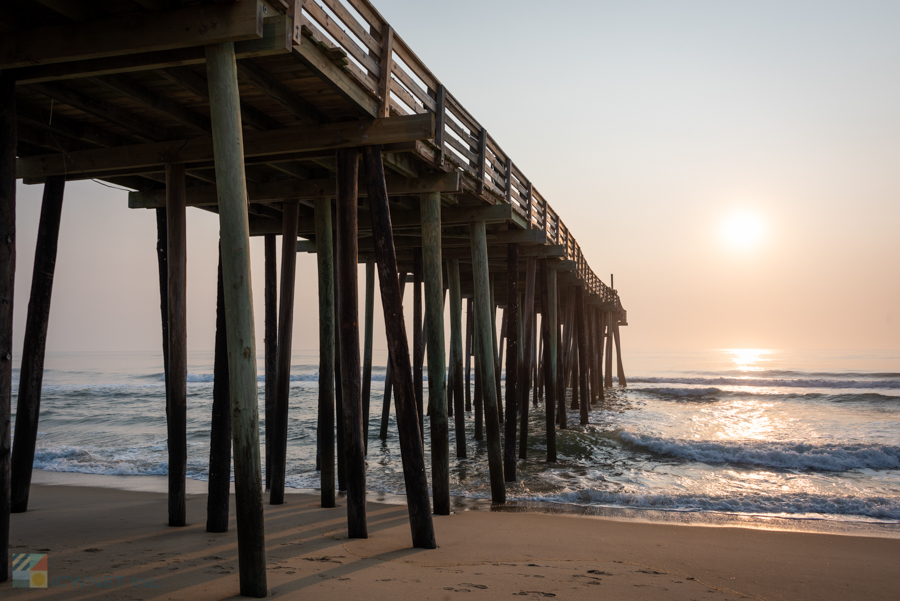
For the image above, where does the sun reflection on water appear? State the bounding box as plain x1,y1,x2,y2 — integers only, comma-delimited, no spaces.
725,348,772,373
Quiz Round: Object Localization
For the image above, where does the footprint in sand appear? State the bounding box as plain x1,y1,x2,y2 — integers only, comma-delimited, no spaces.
459,583,488,589
513,593,556,598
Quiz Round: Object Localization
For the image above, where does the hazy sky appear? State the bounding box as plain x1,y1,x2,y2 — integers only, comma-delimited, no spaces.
12,0,900,354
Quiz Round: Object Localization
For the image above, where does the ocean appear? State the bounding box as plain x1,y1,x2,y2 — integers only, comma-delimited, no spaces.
14,348,900,533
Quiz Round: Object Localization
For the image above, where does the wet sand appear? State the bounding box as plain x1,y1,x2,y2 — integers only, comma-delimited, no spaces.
5,480,899,600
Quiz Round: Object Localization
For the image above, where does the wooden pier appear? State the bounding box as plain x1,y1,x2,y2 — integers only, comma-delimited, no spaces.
1,0,627,595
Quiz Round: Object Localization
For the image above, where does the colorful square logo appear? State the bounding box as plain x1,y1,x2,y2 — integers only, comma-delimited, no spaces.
12,553,48,588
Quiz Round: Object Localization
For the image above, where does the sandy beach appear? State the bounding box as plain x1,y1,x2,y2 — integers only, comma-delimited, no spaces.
3,476,898,600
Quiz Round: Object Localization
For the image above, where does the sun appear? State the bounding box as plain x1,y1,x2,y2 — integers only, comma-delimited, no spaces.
720,210,765,250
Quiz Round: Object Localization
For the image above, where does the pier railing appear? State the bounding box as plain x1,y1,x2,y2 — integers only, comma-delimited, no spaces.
297,0,622,310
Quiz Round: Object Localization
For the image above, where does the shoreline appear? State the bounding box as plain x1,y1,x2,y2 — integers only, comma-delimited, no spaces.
32,469,900,540
6,477,900,600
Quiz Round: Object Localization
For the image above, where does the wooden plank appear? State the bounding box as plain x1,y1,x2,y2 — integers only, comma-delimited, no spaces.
18,113,434,179
304,0,381,78
317,0,382,55
92,75,212,133
13,16,293,85
390,63,436,112
1,1,265,70
236,61,323,125
130,171,460,208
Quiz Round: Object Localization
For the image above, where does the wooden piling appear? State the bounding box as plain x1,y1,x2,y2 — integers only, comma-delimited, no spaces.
605,311,614,388
413,252,424,436
362,261,375,451
269,200,299,506
379,271,408,440
155,206,170,447
576,286,590,425
207,249,232,533
0,71,16,584
504,242,519,482
315,198,336,508
10,175,64,513
540,261,558,461
335,276,346,492
614,317,627,386
264,234,277,489
556,288,569,430
490,276,502,416
166,162,187,528
448,259,466,458
519,258,536,460
205,41,266,597
421,191,449,515
594,308,605,401
470,220,505,503
336,147,367,539
465,297,473,411
473,348,483,441
362,144,435,548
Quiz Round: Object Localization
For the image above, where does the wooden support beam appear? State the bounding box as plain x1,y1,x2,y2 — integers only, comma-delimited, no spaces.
130,171,461,208
18,113,435,180
470,220,505,503
362,144,435,549
605,312,614,388
207,249,231,533
315,197,336,508
518,257,536,459
361,261,375,453
465,297,473,412
9,175,63,514
206,41,266,597
0,1,265,70
336,147,367,539
541,260,557,462
422,191,449,515
94,74,212,133
269,200,299,506
0,71,17,582
378,271,407,440
165,163,187,528
263,234,277,490
447,259,465,459
503,241,519,482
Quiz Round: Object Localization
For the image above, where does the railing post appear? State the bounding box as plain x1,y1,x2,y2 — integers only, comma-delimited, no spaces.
434,84,446,167
505,157,512,205
526,181,534,229
476,127,487,197
377,24,394,118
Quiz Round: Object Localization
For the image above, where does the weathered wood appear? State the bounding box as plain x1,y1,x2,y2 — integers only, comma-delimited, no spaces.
18,113,435,180
464,297,473,412
540,260,557,462
490,276,502,420
315,197,335,508
0,0,265,70
336,147,367,539
207,249,231,533
9,175,63,513
376,25,394,118
518,257,536,460
334,243,346,493
447,259,466,459
596,311,605,397
605,311,614,388
576,286,590,425
205,41,266,597
470,220,505,503
166,162,187,528
412,252,424,438
155,208,171,459
473,343,483,441
503,242,519,482
422,191,449,514
557,287,569,430
614,318,627,387
379,271,407,440
361,261,375,453
362,144,435,549
0,71,15,584
264,234,277,489
269,200,299,506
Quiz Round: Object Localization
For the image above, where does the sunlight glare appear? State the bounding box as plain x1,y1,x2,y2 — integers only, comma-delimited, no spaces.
726,348,771,372
720,211,765,250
